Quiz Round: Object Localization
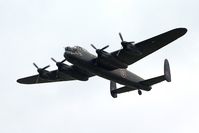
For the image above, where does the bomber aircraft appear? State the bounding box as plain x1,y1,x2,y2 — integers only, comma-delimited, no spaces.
17,28,187,98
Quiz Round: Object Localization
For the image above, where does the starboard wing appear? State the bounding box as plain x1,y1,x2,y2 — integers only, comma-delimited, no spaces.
111,28,187,65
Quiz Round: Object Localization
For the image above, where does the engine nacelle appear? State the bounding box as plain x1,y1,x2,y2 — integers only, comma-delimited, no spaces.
38,70,51,79
97,53,128,70
124,44,142,56
60,66,89,81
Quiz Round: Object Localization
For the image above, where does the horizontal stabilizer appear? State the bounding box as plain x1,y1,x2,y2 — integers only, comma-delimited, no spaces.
139,59,171,86
113,86,138,94
110,81,138,98
139,75,165,86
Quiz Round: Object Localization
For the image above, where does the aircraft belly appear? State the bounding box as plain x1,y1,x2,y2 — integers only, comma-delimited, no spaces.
69,58,145,89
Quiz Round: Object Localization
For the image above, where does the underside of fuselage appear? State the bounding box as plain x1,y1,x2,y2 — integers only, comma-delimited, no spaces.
64,47,151,91
64,46,171,97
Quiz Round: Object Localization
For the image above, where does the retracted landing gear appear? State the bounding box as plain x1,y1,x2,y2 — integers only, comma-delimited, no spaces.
138,89,142,95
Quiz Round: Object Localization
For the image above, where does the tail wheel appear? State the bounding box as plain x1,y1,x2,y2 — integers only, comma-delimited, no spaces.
138,90,142,95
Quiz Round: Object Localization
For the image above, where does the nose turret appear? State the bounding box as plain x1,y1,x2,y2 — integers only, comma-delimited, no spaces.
64,47,71,59
64,49,70,60
65,46,72,52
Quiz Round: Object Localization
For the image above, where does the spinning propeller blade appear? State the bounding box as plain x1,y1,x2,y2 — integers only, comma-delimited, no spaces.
51,58,66,66
91,44,109,57
33,63,50,71
119,32,135,46
117,32,136,56
91,44,110,65
91,44,97,50
91,44,109,52
33,63,50,83
119,32,124,42
42,65,50,70
101,45,109,51
51,58,57,63
33,63,39,69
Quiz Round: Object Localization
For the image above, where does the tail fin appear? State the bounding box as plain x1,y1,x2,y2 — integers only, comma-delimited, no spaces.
139,59,171,86
164,59,171,82
110,81,117,98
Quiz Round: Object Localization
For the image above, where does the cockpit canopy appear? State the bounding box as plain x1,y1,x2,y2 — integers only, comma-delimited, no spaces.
65,46,88,55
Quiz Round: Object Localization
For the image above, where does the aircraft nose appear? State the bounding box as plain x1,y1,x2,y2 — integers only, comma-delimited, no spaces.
64,47,71,59
64,51,70,59
65,46,71,52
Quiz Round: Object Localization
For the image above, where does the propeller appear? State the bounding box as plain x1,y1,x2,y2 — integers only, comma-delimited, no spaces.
33,63,50,74
117,33,141,56
91,44,109,57
119,32,124,42
119,32,135,49
51,58,68,78
51,58,66,69
33,63,50,83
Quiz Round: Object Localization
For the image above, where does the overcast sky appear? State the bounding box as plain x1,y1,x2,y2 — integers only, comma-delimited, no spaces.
0,0,199,133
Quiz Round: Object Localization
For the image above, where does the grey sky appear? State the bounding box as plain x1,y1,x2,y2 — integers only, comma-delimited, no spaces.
0,0,199,133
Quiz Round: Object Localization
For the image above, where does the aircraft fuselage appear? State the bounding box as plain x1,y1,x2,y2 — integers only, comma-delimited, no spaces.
64,46,151,91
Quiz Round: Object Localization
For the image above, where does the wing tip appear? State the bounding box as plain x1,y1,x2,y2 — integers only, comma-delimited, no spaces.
16,79,27,84
16,79,22,84
16,78,34,84
173,27,187,36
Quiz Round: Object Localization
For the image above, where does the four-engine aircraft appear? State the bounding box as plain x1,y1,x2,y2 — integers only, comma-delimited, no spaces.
17,28,187,98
